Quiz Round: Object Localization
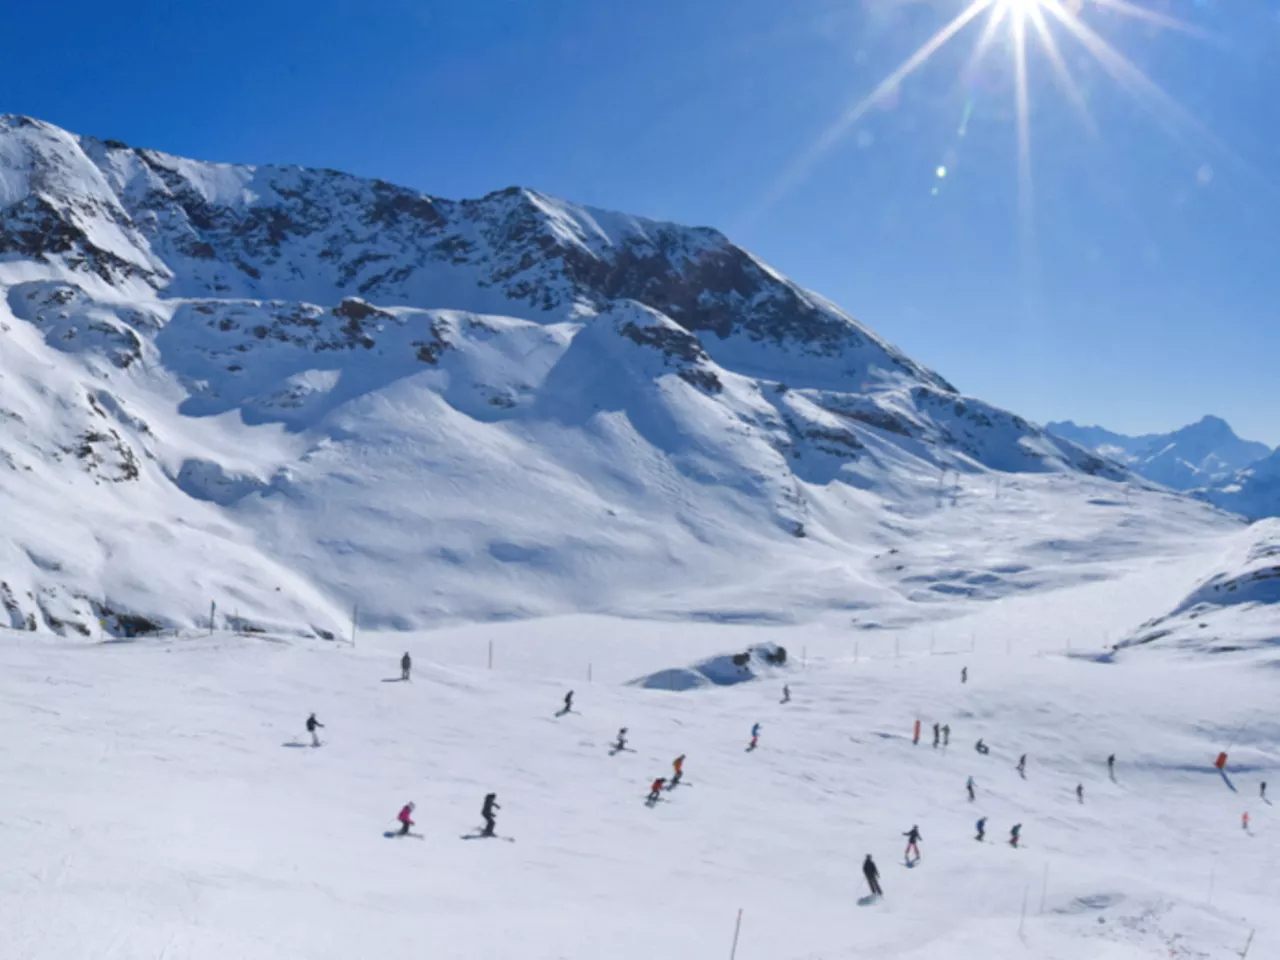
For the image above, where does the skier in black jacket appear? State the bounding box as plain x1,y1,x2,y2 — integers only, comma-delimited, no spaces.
482,793,500,836
863,854,882,897
400,652,412,681
306,712,324,747
903,825,922,862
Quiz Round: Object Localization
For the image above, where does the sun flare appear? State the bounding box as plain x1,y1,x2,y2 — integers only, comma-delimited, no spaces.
750,0,1216,230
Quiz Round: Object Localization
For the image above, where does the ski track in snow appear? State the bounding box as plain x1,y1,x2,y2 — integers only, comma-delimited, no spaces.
1,558,1277,959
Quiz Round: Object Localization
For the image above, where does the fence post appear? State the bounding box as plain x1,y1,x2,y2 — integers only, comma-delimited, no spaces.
729,908,743,960
209,600,216,636
895,637,900,659
488,639,493,670
350,604,358,646
802,646,807,669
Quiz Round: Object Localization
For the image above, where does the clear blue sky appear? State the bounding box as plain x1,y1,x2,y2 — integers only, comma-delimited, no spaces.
5,0,1278,444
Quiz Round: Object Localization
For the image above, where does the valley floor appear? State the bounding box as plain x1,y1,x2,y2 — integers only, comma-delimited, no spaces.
1,541,1276,960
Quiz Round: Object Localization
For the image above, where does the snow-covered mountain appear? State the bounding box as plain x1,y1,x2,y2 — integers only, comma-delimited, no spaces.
1198,450,1280,522
1047,416,1271,493
0,114,1194,639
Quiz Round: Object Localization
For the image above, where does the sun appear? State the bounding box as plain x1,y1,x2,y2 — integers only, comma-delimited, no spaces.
749,0,1214,230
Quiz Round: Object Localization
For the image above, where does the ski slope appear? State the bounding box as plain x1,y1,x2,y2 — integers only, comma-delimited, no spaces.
2,555,1276,960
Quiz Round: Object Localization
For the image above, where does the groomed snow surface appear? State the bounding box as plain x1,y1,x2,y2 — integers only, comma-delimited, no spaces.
2,546,1276,960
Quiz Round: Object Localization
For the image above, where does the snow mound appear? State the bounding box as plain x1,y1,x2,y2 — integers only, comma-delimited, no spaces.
629,642,789,690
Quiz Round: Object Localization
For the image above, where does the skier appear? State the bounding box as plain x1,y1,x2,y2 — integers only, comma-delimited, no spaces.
647,778,666,804
1107,754,1116,778
961,666,968,684
671,754,686,786
903,825,922,863
1016,754,1027,778
482,793,500,836
932,722,940,748
975,739,990,755
975,817,987,842
396,801,415,837
1009,823,1022,848
1262,781,1268,802
562,690,574,714
781,684,791,704
942,724,951,746
400,651,412,681
863,854,883,897
966,776,976,802
612,727,628,752
1242,812,1250,832
306,712,324,747
913,719,921,746
1076,783,1084,804
750,722,761,749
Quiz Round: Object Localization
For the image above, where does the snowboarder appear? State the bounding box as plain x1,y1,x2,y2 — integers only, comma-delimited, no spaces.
749,722,761,749
781,684,791,704
961,666,968,684
975,817,987,842
562,690,574,715
863,854,882,897
1016,754,1027,778
932,722,940,748
913,719,921,745
966,776,976,802
1009,823,1022,848
400,651,412,681
903,825,922,863
647,778,666,804
1076,783,1084,804
306,712,324,747
942,724,950,746
671,754,686,786
612,727,628,752
396,802,415,836
1262,781,1269,802
482,793,500,836
975,739,990,755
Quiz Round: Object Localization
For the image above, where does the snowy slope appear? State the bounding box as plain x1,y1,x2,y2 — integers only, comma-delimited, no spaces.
1,569,1277,960
0,114,1162,637
1122,519,1280,653
1048,417,1272,493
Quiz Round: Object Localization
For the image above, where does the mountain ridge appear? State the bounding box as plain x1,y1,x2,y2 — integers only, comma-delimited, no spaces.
0,115,1184,640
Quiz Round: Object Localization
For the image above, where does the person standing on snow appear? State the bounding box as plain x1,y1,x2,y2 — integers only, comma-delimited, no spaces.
975,739,990,755
1076,783,1084,804
932,723,940,748
781,684,791,704
306,712,324,747
903,825,922,862
942,724,950,746
612,728,628,752
1107,754,1116,778
1261,781,1268,801
671,755,686,786
482,793,500,836
647,778,666,804
1016,754,1027,778
975,817,987,842
1009,823,1022,848
750,723,761,749
396,802,415,836
961,666,968,684
966,777,976,802
913,719,921,745
1242,812,1250,832
562,690,574,714
863,855,883,897
400,652,412,681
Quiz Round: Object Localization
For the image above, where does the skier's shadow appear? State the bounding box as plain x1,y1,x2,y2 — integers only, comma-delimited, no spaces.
381,677,406,683
1220,769,1238,793
281,741,308,749
856,895,877,907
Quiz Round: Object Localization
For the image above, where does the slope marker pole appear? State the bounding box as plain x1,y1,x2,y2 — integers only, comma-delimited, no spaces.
488,639,494,670
350,604,358,646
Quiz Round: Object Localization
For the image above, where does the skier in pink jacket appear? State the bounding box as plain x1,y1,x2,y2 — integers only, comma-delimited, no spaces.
396,802,415,836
